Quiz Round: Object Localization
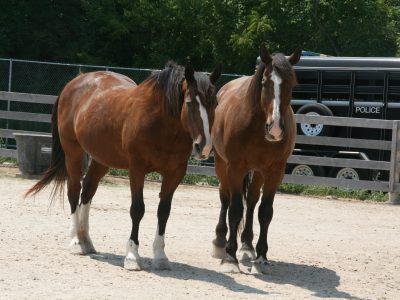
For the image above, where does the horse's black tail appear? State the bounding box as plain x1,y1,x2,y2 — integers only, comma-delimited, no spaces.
242,171,253,202
25,97,68,200
239,171,253,234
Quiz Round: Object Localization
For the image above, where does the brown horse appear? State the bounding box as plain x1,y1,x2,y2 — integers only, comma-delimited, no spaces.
211,44,301,273
26,61,221,270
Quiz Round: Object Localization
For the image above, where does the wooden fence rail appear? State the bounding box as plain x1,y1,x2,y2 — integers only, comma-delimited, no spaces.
1,92,400,203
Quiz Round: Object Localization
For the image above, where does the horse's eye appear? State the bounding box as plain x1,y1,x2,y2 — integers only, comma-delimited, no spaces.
186,99,193,106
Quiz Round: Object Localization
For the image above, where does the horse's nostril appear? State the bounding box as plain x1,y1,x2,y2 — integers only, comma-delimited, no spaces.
194,143,201,153
266,122,274,132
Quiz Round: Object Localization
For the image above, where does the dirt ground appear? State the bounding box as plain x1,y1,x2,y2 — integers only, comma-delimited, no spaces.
0,166,399,299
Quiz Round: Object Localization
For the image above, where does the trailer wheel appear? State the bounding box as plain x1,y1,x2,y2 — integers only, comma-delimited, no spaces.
288,164,325,177
296,103,333,136
329,167,368,180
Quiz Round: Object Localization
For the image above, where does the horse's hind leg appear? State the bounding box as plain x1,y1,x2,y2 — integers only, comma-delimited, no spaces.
239,171,263,262
152,164,187,270
212,153,229,259
78,160,109,254
64,146,84,254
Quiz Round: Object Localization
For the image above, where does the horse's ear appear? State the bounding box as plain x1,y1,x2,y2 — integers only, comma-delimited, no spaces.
185,63,196,84
260,43,272,65
209,63,222,85
289,48,302,65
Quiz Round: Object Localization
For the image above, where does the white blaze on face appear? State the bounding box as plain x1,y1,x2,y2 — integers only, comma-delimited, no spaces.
269,70,283,138
195,95,212,157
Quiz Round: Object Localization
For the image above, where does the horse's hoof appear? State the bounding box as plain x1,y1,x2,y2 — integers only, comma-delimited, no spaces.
124,257,142,271
220,255,241,273
152,258,171,270
239,244,256,262
80,240,96,255
250,257,269,274
70,236,96,255
211,243,226,259
69,237,83,254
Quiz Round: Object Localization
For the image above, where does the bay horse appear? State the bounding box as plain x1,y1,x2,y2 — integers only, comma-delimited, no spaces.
211,44,301,273
26,61,221,270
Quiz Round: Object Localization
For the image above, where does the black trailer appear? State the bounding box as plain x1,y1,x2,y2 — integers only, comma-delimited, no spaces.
289,56,400,180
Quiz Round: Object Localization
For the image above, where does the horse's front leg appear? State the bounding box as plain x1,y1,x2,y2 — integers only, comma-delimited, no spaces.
221,166,247,273
124,169,145,271
212,153,229,259
252,166,284,274
251,191,275,274
152,164,187,270
211,187,230,259
239,171,263,262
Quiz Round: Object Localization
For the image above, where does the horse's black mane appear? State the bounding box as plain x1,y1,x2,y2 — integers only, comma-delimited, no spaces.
194,72,216,108
140,61,214,116
247,60,265,107
247,53,296,107
140,61,184,117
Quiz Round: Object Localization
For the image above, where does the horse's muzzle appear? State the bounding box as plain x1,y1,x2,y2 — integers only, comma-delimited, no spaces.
193,142,211,160
265,121,284,142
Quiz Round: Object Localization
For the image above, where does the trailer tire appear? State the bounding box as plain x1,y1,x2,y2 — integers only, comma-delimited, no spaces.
328,167,369,180
287,164,325,177
297,103,334,136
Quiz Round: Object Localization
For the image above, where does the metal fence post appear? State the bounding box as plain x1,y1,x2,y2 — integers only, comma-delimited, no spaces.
388,120,400,204
8,59,12,92
6,59,13,148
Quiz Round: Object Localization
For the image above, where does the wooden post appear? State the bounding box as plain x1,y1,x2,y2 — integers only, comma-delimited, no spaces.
388,120,400,204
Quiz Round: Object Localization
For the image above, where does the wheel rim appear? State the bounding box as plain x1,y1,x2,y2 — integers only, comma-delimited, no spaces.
336,168,359,180
300,112,324,136
292,165,314,176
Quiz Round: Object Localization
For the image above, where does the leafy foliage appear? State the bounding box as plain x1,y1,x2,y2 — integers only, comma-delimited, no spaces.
0,0,399,73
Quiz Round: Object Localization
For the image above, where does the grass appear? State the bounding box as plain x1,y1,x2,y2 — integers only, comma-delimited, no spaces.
0,157,17,164
278,183,388,202
0,159,387,202
107,168,388,202
108,169,219,186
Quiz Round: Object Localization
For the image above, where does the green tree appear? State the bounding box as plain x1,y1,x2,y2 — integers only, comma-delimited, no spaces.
230,0,398,64
0,0,399,74
0,0,90,62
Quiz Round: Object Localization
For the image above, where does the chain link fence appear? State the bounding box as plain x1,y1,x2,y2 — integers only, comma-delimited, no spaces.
0,58,241,102
0,58,242,150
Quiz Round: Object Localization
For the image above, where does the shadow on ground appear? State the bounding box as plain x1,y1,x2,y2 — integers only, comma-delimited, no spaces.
90,253,360,299
90,252,267,295
249,260,361,299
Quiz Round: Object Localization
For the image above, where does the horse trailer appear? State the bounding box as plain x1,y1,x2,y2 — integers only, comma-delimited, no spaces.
289,56,400,180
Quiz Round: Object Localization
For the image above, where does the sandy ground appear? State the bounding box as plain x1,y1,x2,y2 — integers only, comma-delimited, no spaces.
0,166,399,300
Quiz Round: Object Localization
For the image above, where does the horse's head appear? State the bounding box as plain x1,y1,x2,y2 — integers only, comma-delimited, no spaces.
181,63,221,160
258,44,301,142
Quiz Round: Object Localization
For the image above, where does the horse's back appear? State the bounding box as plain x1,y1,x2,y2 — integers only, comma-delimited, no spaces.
216,76,250,105
59,71,136,109
57,71,137,168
